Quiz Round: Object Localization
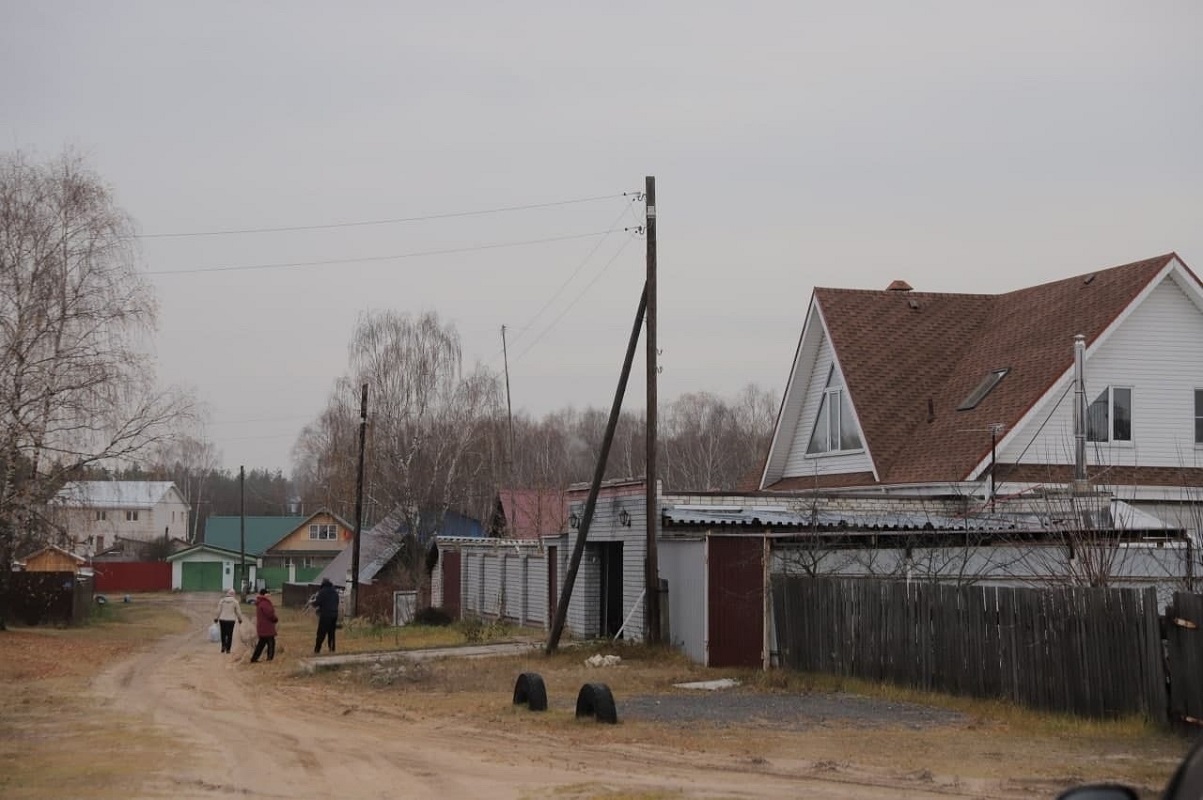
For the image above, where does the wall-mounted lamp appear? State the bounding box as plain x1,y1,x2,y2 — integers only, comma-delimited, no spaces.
617,509,632,527
569,513,581,529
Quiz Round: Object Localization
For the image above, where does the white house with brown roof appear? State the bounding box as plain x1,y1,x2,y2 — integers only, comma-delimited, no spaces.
52,481,191,555
760,253,1203,528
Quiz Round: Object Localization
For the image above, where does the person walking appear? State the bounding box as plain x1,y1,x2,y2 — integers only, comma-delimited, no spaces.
214,589,243,654
250,588,278,663
311,577,340,654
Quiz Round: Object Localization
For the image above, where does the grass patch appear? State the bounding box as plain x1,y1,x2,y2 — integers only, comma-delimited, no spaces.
0,597,189,799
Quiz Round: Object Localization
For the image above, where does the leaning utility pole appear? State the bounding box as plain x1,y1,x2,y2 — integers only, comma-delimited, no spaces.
501,325,515,479
644,175,661,644
547,285,648,653
350,383,368,617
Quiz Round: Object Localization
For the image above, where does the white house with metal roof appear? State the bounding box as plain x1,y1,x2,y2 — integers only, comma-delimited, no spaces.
52,481,191,555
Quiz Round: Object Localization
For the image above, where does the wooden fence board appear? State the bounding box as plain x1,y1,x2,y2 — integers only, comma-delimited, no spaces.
773,576,1168,721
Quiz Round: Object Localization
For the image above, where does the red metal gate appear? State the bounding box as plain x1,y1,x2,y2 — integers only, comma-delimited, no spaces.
707,535,764,668
441,549,461,619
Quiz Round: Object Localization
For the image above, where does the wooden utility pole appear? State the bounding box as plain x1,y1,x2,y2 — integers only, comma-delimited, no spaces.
238,465,245,595
350,383,368,617
644,175,661,644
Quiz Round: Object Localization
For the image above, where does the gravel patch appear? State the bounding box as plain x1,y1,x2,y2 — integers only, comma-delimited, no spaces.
620,690,968,731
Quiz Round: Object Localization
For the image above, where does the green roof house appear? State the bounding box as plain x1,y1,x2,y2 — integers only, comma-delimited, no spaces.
203,516,307,556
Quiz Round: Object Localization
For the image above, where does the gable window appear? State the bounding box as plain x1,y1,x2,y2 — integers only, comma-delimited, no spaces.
309,524,337,540
1195,389,1203,445
125,510,139,522
806,366,862,454
1086,387,1132,443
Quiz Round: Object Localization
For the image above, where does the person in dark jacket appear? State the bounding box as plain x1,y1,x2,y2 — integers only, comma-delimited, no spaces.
250,588,278,662
311,577,340,653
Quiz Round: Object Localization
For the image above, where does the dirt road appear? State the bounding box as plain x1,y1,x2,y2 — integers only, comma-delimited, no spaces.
86,595,1083,799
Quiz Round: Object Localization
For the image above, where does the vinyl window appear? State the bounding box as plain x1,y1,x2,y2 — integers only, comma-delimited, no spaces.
806,366,863,454
309,524,338,540
1086,387,1132,443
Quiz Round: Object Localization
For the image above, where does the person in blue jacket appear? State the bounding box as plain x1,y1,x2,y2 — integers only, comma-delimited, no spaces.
310,578,340,653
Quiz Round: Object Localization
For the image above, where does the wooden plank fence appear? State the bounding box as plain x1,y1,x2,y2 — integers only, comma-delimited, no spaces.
1165,592,1203,728
772,576,1167,722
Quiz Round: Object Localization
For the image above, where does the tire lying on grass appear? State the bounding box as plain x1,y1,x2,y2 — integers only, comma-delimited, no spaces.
512,672,548,711
574,682,617,724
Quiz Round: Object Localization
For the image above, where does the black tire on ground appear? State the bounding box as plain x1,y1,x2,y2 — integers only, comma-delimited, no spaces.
512,672,548,711
574,682,617,724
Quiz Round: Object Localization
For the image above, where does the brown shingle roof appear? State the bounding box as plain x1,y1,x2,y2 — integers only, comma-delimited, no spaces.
811,253,1178,486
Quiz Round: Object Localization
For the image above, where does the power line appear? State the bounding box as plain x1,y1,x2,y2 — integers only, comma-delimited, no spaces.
145,229,622,276
506,200,640,347
512,233,639,364
137,193,636,238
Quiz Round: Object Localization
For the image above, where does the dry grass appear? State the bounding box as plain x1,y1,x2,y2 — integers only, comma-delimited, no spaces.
0,597,188,799
268,635,1187,794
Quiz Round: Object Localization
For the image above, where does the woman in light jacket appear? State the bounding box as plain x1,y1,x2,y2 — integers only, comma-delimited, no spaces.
214,589,243,654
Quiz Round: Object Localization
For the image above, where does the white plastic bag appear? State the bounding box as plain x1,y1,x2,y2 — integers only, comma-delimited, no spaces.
208,622,220,643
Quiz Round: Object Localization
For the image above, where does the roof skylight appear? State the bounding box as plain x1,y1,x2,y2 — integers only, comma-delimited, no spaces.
957,368,1010,411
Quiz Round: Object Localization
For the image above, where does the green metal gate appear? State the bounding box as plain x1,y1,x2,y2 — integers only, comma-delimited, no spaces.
181,561,224,591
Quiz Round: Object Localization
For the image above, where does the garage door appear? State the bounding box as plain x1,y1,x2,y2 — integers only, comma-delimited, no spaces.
182,561,224,591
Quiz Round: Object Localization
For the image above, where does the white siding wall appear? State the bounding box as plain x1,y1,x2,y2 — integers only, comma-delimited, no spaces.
783,330,873,478
564,494,650,641
442,541,549,629
447,492,655,641
659,539,706,663
1002,279,1203,470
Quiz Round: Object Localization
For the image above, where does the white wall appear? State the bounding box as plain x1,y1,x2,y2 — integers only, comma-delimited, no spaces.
1002,278,1203,470
660,538,706,663
565,492,650,641
448,541,549,630
783,329,873,479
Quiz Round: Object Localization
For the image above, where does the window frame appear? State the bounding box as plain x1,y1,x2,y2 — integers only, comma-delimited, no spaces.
1086,385,1133,444
805,366,863,456
1194,388,1203,446
309,523,337,541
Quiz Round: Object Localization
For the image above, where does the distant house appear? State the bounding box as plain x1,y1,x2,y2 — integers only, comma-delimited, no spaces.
52,481,191,555
489,489,569,539
202,515,307,557
200,512,354,590
260,510,355,588
318,508,485,590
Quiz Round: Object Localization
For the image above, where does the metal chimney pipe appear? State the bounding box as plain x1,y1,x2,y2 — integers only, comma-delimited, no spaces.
1072,334,1088,491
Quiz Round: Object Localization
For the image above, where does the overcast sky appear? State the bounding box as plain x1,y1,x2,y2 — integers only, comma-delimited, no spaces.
4,1,1201,473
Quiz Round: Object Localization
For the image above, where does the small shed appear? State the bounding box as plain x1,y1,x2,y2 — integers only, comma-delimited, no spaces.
18,545,88,574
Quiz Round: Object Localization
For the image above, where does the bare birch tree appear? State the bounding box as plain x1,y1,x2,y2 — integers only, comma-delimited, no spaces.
295,310,501,594
0,151,191,626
